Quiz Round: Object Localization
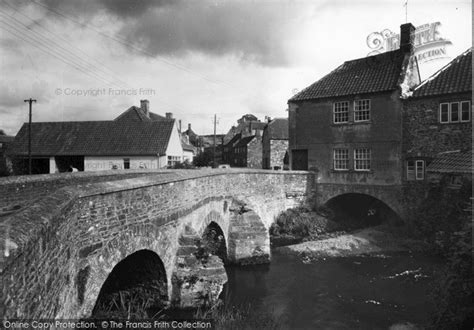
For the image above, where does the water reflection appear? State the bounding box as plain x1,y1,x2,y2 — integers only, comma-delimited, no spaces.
220,251,443,329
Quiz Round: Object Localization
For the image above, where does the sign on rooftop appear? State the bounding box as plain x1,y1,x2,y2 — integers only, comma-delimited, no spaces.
366,22,452,63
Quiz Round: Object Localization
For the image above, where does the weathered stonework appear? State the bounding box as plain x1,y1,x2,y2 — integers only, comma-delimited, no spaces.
1,169,317,319
402,93,471,159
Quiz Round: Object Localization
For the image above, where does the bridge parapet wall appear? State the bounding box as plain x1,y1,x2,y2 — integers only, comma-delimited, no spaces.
0,169,172,211
1,169,317,319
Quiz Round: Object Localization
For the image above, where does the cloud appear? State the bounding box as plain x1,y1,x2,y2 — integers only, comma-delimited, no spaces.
19,0,307,67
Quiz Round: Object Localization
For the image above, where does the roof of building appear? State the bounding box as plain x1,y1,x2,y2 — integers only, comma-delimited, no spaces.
412,49,472,98
235,135,256,147
0,135,15,143
114,106,166,122
289,49,408,101
265,118,288,139
225,133,242,147
13,120,175,156
427,151,472,174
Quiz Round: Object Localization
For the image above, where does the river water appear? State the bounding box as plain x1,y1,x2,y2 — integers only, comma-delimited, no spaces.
220,251,444,329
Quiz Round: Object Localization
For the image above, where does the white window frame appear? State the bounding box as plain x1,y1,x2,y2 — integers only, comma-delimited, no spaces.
333,148,349,170
440,101,471,124
167,155,181,167
407,159,425,181
415,160,425,180
333,101,349,124
354,99,371,122
439,103,450,123
354,148,371,171
460,101,471,122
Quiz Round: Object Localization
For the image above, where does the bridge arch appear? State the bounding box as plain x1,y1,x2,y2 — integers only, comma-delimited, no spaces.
317,184,404,220
91,249,168,318
324,192,402,225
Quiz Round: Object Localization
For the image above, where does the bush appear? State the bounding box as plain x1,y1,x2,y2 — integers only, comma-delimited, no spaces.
171,160,195,169
430,219,474,329
270,207,341,243
412,180,471,254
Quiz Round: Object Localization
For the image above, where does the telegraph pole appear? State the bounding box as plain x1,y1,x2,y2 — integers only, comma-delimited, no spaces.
213,114,217,167
24,98,37,175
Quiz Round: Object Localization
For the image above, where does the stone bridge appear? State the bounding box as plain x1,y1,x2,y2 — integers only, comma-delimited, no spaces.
0,169,406,319
0,169,317,319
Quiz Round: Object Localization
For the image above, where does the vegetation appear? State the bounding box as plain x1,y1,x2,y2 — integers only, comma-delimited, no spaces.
270,206,342,246
194,302,283,330
193,149,214,167
170,160,195,169
409,179,473,329
430,219,473,329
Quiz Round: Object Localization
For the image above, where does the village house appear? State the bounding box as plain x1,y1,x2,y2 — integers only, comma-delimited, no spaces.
12,100,189,174
402,48,472,184
183,124,225,164
288,23,420,188
262,118,289,170
222,114,266,167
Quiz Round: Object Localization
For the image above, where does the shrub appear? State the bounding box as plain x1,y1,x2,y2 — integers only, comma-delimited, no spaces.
270,207,341,242
430,219,474,329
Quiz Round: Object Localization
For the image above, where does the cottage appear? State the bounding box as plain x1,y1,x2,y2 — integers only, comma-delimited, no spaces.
288,23,420,187
262,118,289,170
12,101,187,173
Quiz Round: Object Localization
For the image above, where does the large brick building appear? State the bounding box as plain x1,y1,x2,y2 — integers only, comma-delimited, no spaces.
288,23,420,188
402,48,472,183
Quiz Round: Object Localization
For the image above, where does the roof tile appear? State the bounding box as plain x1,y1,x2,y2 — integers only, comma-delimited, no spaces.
412,49,472,97
290,49,407,101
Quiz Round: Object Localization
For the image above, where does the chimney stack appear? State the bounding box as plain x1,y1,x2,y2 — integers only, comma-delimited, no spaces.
188,123,191,130
140,100,150,117
400,23,415,53
166,112,173,119
178,120,182,133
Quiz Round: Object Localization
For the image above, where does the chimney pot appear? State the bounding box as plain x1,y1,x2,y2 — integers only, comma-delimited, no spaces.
400,23,415,53
165,112,173,119
140,100,150,117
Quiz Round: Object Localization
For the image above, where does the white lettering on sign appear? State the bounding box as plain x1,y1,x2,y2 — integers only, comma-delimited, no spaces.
366,22,452,63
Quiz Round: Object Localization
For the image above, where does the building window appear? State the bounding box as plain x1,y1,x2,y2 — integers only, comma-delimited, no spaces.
354,148,371,171
333,101,349,123
415,160,424,180
167,156,181,167
407,160,424,180
123,158,130,169
354,99,370,122
440,101,471,123
440,103,449,123
333,149,349,170
461,101,471,122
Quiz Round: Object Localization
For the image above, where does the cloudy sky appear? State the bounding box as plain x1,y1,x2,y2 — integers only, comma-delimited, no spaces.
0,0,471,135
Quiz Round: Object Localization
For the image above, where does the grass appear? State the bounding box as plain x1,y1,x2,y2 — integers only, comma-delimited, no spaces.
194,301,284,330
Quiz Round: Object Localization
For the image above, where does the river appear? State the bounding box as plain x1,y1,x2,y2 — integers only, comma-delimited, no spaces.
220,251,444,329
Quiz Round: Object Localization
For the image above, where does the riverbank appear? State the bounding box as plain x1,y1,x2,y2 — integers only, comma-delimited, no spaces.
276,225,429,258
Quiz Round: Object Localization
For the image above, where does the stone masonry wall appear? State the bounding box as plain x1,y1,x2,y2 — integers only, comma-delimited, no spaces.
270,139,288,169
0,170,173,210
1,169,317,319
247,137,262,168
402,93,472,159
